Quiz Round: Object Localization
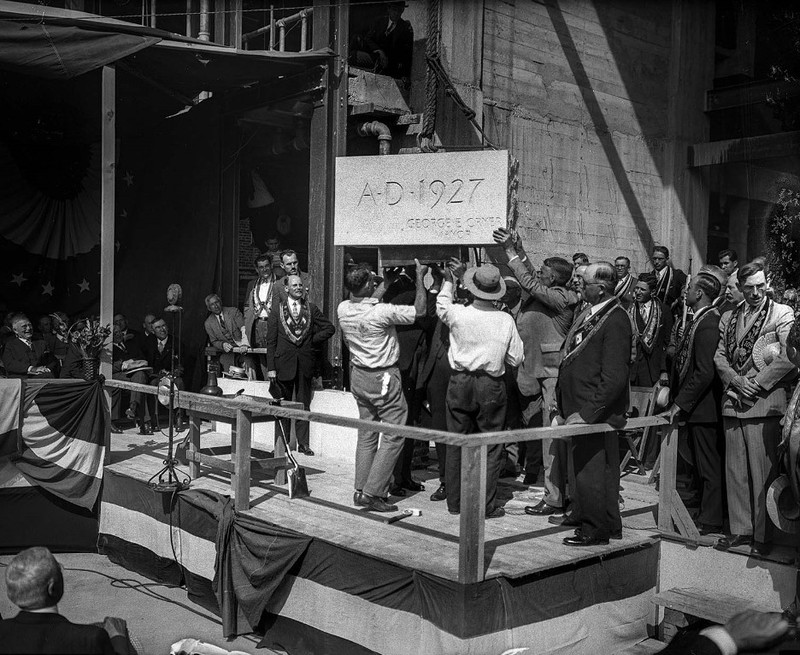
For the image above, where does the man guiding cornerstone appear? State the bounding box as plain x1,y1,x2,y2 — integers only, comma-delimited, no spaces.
557,262,632,546
338,259,427,513
436,259,524,518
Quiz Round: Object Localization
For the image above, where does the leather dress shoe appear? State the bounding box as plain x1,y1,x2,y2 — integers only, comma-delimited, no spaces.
353,491,368,507
362,495,398,513
524,500,564,516
388,484,407,497
563,534,609,547
110,421,123,434
139,420,153,436
486,506,505,519
576,527,622,540
715,534,752,551
548,513,580,527
697,523,723,536
298,444,314,456
399,478,424,492
751,540,772,557
430,484,447,502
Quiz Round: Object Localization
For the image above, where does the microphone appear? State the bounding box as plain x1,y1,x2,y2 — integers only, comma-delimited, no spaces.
165,283,183,313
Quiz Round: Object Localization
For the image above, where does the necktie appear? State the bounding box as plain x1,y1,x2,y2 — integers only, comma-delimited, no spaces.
219,313,226,329
158,340,165,354
386,20,395,36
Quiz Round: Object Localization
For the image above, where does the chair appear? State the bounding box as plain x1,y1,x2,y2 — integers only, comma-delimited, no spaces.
620,383,661,475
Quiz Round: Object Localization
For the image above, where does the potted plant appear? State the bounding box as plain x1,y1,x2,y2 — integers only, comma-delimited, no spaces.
67,318,112,380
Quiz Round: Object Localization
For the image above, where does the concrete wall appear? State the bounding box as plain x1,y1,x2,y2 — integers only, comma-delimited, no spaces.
435,0,714,275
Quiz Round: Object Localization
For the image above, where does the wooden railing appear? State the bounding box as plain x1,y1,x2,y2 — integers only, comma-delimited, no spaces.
241,6,314,51
104,378,674,583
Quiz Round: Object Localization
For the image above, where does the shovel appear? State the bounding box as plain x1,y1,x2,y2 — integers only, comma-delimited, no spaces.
276,419,310,499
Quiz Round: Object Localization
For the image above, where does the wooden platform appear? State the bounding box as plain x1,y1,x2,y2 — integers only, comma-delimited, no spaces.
107,421,660,583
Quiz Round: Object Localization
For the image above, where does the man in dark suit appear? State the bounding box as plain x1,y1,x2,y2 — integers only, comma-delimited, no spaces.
666,273,724,534
144,315,186,429
244,253,284,380
349,1,413,83
658,609,788,654
203,293,255,377
113,313,139,347
557,262,632,546
266,275,334,456
2,313,56,378
629,272,673,388
651,245,687,312
0,547,116,654
417,269,452,502
110,324,152,435
494,228,578,514
613,256,638,310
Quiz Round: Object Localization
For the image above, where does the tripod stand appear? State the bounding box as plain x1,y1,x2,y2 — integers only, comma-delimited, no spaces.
149,305,191,493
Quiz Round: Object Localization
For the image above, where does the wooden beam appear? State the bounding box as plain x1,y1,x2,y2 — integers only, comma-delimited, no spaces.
706,79,800,112
689,130,800,167
100,65,116,460
658,421,679,533
458,445,487,583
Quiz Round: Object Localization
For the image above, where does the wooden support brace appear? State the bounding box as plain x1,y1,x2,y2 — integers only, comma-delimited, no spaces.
188,414,202,479
657,422,678,533
458,444,487,584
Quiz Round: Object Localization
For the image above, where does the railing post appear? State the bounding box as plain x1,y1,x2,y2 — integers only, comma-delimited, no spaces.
458,443,487,583
278,19,285,51
234,409,252,511
300,9,308,51
268,4,275,50
657,419,678,533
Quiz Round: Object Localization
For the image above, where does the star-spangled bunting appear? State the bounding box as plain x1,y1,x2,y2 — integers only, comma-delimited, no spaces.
41,282,54,296
11,272,27,286
123,171,134,186
120,209,128,219
77,279,90,292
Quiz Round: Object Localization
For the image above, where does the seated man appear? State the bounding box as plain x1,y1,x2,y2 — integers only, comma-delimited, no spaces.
111,325,153,435
203,293,255,378
349,1,413,84
2,313,56,378
0,546,121,654
143,316,186,429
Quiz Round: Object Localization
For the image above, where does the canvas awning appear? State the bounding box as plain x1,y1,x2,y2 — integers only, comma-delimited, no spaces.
0,0,333,96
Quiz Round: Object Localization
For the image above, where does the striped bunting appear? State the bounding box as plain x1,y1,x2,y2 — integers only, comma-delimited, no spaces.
0,379,22,457
12,380,108,509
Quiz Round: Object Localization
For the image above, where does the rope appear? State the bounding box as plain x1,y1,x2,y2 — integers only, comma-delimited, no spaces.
419,0,440,152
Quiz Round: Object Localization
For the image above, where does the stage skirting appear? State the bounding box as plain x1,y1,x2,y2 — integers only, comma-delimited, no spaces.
0,378,106,553
98,468,659,655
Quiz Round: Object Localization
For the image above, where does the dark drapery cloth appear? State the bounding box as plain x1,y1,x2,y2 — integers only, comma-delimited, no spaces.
210,494,312,637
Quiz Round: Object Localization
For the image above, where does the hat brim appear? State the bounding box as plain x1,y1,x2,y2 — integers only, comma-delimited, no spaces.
767,475,800,533
654,386,670,410
463,268,507,301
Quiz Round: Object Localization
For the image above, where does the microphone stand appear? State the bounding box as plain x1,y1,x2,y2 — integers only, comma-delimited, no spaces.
149,303,191,494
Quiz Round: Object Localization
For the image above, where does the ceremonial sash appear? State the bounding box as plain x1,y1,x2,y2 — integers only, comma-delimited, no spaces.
279,300,311,345
562,301,619,365
628,301,662,354
675,306,718,385
724,298,771,374
654,267,673,303
252,277,274,318
615,275,634,299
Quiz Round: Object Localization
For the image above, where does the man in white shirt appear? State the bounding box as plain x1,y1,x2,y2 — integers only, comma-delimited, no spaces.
244,253,283,379
437,260,524,518
338,260,427,512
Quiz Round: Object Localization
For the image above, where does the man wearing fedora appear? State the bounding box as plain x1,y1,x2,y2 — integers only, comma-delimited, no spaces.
436,259,524,518
267,274,334,456
338,260,427,513
714,261,796,556
665,272,724,535
493,227,578,514
557,262,631,546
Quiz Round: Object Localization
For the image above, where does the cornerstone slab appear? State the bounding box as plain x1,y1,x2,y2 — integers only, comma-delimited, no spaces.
334,150,509,246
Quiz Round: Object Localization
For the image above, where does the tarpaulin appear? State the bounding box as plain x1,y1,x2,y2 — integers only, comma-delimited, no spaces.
0,378,22,457
0,19,159,79
12,379,108,509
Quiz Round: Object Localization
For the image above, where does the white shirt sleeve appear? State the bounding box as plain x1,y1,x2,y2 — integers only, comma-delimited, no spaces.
698,626,738,655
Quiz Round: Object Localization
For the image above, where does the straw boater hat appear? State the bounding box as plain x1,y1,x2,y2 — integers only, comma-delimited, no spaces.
463,264,506,301
767,475,800,534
